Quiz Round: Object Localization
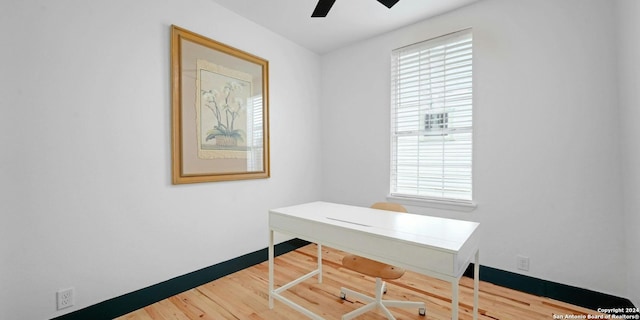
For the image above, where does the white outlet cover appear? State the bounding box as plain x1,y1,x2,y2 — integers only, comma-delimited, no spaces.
57,288,75,310
516,255,530,271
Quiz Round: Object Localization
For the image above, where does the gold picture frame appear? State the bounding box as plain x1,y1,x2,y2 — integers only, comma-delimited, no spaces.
171,25,270,184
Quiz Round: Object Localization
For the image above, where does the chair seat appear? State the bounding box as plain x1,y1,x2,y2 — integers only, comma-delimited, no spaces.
342,254,405,280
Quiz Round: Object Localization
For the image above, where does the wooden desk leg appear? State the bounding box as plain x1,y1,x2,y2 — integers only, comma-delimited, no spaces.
452,278,459,320
317,244,323,283
268,229,274,309
474,250,479,320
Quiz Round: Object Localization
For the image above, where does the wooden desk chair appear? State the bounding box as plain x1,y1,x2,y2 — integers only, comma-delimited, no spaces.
339,202,426,320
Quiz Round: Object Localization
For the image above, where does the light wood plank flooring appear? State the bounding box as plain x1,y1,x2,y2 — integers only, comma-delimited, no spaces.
116,244,604,320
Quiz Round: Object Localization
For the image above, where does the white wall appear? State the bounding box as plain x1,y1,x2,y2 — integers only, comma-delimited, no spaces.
0,1,634,319
617,0,640,308
320,0,627,298
0,1,321,319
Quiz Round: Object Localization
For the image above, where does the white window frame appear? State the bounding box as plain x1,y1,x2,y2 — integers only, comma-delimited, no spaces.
388,29,476,210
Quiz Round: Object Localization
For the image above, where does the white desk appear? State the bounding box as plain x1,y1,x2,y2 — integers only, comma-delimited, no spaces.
268,201,480,320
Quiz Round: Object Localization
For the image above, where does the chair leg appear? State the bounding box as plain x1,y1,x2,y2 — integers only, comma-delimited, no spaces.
340,278,426,320
342,301,381,320
340,287,374,304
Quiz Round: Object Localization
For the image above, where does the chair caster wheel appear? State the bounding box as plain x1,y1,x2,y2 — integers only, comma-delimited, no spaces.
419,307,426,316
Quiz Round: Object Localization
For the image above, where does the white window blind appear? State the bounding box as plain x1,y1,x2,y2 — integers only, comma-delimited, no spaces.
390,29,473,202
246,95,264,172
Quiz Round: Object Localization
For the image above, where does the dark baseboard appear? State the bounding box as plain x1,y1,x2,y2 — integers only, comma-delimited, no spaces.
52,238,636,319
463,264,638,316
50,238,310,320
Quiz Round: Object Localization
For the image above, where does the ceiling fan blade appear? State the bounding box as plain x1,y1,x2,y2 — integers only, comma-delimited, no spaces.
312,0,337,17
377,0,400,9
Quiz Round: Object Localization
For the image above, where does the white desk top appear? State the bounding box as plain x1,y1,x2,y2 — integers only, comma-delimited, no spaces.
270,201,479,254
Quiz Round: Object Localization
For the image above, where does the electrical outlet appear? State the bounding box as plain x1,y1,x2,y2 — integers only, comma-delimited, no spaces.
57,288,74,310
517,255,530,271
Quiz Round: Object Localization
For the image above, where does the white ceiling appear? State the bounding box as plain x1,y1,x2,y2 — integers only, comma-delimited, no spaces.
211,0,478,54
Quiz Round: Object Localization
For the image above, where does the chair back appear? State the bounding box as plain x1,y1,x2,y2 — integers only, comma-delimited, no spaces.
370,202,407,213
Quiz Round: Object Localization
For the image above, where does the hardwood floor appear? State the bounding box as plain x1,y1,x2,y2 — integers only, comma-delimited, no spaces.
116,244,604,320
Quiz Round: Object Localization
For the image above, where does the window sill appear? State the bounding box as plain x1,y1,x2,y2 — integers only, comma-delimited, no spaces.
386,194,477,212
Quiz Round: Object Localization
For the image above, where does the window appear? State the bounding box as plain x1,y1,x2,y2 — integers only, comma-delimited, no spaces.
390,29,473,204
246,95,264,171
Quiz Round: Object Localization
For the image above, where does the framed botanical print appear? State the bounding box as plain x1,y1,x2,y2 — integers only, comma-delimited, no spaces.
171,25,270,184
